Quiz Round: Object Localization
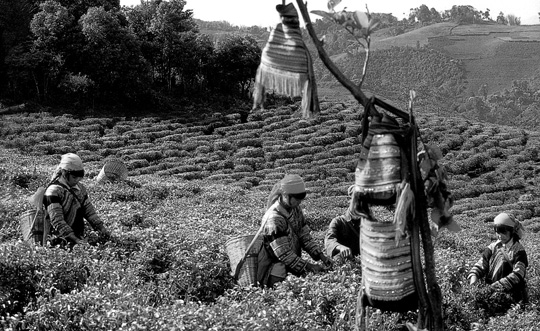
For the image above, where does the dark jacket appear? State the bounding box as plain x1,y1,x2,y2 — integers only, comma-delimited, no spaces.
324,215,360,258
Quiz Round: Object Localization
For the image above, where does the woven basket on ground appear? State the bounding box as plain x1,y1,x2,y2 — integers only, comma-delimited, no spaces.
225,234,263,287
97,159,128,183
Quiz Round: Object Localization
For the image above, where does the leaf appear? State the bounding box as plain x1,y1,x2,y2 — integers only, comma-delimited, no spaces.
368,18,381,31
327,0,342,11
311,10,336,22
335,11,353,27
353,11,369,29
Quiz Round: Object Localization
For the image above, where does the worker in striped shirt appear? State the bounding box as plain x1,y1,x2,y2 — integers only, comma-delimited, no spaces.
257,174,331,287
468,212,528,302
44,153,110,247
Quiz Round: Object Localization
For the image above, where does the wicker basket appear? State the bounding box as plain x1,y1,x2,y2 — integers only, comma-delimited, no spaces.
19,208,46,244
96,159,128,183
225,234,263,287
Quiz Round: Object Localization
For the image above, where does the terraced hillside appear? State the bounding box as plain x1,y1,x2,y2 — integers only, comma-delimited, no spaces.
1,102,540,330
374,23,540,97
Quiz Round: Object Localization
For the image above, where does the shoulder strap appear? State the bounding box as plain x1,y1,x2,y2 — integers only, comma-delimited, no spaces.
53,182,86,206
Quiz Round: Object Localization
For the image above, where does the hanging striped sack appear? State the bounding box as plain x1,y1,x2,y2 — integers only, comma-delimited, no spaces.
360,217,418,311
353,112,409,206
253,3,319,118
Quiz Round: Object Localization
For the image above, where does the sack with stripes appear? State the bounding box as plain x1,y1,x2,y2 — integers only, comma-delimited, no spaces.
353,112,409,205
252,2,319,118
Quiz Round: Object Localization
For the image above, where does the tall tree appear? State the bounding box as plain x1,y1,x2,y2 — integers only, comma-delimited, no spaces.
496,11,507,25
0,0,40,99
79,6,150,105
55,0,120,20
506,14,521,26
416,4,432,24
172,32,214,95
212,34,260,98
146,0,197,92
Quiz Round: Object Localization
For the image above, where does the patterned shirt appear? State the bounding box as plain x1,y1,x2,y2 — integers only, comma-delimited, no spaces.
261,200,322,274
43,178,103,238
469,239,528,291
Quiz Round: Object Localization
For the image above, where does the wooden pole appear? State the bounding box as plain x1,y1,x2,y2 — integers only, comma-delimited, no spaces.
410,124,444,330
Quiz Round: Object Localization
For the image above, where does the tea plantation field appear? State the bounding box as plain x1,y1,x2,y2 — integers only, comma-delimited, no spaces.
1,100,540,330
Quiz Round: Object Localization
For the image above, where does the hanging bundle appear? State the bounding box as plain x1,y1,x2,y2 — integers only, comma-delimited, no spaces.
393,180,415,243
352,98,419,314
252,2,319,118
418,144,460,236
352,102,410,206
360,216,418,311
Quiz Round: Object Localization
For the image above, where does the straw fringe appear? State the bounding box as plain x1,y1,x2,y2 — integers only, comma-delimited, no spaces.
255,64,308,98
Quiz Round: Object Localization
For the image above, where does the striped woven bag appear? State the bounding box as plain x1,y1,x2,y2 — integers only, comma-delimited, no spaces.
252,3,319,118
353,113,409,205
360,217,418,311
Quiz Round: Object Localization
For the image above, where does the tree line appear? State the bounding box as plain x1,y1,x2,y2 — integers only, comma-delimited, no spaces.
0,1,524,112
0,0,261,111
408,4,521,26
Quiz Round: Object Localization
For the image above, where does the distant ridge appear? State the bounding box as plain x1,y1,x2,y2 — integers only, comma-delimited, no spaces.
372,22,540,96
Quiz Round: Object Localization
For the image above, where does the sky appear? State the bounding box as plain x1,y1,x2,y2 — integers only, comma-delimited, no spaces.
120,0,540,27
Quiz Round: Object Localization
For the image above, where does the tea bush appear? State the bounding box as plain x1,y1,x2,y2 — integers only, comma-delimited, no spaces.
2,102,540,330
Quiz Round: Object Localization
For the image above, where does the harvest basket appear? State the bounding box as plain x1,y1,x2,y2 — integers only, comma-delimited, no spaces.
19,208,48,245
96,159,128,183
225,234,263,287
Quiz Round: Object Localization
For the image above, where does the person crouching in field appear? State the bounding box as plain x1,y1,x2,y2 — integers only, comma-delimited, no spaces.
257,174,332,287
324,205,362,260
44,153,111,247
468,212,528,302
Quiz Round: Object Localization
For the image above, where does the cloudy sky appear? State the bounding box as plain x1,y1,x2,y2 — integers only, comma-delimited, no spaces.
120,0,539,27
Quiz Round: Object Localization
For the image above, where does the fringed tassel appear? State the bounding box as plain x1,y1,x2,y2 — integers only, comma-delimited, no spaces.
302,49,319,118
347,185,372,223
393,181,415,245
252,21,320,118
255,64,308,97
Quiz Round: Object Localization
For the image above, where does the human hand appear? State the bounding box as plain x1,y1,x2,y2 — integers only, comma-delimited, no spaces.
306,263,325,273
73,237,88,245
66,233,87,245
490,281,503,291
338,246,352,259
319,254,333,269
99,226,111,239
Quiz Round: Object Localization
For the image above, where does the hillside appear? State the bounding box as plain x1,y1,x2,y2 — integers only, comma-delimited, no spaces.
369,22,540,97
1,100,540,329
196,19,540,123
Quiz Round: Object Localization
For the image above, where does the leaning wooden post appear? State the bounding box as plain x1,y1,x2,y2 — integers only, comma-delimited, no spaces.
409,117,444,330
